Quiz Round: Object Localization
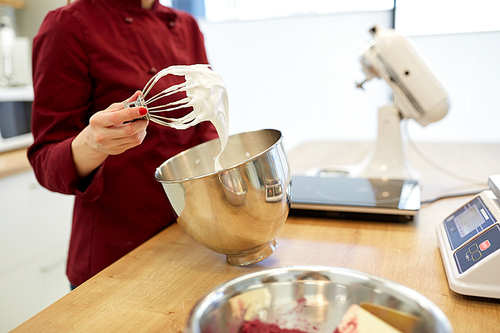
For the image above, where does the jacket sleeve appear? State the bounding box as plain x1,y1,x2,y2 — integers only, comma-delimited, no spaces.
27,9,103,201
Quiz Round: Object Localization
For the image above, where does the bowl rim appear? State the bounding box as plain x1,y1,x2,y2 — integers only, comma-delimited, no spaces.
155,128,285,184
185,265,454,333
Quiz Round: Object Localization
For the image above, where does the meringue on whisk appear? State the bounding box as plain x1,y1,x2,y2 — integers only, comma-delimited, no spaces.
125,64,229,170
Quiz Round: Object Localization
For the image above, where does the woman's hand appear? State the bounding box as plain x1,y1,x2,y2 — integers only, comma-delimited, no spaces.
71,91,149,178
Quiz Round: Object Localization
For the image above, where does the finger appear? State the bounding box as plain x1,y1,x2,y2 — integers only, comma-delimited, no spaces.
126,90,143,104
97,106,148,127
91,122,147,148
107,91,143,112
113,120,149,138
98,128,148,155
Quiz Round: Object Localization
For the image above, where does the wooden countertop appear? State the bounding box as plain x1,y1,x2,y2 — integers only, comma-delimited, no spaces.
0,148,31,178
12,141,500,332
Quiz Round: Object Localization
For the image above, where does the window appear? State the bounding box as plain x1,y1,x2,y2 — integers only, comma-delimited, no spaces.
160,0,206,18
161,0,500,35
395,0,500,35
160,0,394,22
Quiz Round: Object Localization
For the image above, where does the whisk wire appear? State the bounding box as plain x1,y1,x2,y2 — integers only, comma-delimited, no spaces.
141,68,172,97
147,97,191,112
145,81,188,105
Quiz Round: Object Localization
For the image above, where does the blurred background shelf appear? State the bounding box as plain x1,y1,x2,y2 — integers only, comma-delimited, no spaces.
0,0,26,9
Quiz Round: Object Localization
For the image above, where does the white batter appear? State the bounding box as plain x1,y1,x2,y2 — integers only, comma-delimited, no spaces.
142,64,229,170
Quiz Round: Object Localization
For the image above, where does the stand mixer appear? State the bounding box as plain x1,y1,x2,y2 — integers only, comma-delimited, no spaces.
354,25,449,180
313,25,450,181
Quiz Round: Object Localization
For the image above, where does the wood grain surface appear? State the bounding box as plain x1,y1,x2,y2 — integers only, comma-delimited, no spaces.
0,148,31,179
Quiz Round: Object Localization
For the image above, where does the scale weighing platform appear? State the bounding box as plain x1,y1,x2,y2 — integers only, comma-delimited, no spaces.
436,175,500,298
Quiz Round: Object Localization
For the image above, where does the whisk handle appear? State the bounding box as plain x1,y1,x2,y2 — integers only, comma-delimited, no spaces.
123,95,150,121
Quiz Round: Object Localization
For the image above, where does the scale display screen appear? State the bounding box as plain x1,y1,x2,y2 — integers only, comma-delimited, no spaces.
444,196,496,251
457,206,484,237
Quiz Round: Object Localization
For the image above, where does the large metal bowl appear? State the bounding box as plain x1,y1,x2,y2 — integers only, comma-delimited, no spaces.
155,129,291,266
185,266,453,333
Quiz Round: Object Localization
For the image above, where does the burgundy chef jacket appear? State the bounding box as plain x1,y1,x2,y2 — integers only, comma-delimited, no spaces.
28,0,218,286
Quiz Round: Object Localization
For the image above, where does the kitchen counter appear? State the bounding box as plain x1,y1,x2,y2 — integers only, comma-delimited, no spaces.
0,148,31,178
11,141,500,332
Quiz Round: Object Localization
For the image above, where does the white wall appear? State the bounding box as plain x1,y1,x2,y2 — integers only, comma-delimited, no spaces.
198,11,500,151
408,31,500,144
199,11,393,151
15,0,66,41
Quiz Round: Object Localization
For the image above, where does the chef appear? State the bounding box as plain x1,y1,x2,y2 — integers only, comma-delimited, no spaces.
28,0,218,289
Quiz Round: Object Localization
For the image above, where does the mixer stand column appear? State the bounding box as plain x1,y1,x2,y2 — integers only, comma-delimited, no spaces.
353,104,418,180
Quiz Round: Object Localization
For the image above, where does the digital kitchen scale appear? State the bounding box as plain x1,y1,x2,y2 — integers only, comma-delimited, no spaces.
289,175,420,222
436,175,500,298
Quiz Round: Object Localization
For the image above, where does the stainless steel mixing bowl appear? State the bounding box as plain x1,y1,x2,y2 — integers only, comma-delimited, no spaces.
185,266,453,333
155,129,291,266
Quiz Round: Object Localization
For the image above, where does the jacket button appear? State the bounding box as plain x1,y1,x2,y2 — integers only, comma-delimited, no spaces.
149,67,158,74
125,17,134,23
169,21,176,28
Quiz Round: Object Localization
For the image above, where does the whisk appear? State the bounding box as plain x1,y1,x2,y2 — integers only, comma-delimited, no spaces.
123,64,228,131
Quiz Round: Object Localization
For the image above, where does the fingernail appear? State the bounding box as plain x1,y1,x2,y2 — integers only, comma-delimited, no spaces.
139,107,148,116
